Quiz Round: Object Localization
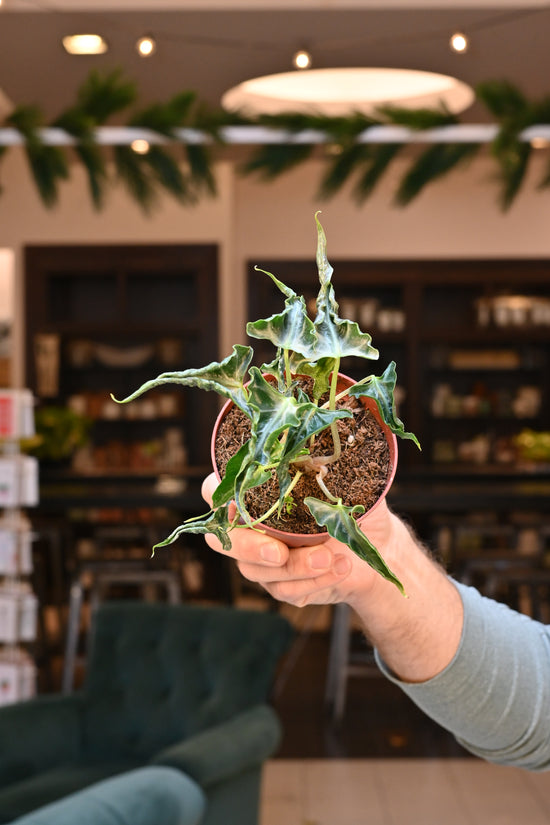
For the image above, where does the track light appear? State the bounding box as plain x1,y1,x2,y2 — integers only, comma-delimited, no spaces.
136,35,156,57
450,32,469,54
293,49,312,70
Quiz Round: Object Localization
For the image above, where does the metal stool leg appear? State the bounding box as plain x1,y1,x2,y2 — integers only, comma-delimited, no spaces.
62,578,84,694
325,603,352,722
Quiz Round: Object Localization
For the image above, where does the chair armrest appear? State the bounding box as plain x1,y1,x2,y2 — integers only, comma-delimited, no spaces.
11,766,206,825
151,704,281,788
0,693,83,784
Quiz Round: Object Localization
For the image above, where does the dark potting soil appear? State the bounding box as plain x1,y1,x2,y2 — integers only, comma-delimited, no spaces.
214,387,391,536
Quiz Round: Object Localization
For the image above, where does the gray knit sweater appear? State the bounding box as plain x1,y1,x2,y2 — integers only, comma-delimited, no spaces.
376,580,550,770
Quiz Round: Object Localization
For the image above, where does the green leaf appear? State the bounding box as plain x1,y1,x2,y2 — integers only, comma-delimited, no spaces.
311,214,379,362
304,497,405,594
246,368,305,463
153,506,233,553
288,355,337,401
275,401,352,498
212,441,251,507
247,269,317,361
233,458,272,526
348,361,420,448
111,344,254,414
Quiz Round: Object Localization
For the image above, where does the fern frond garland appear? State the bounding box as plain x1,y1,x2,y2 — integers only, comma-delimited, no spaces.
2,71,550,212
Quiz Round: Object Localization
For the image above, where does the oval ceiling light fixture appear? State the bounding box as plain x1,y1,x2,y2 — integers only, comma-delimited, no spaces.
62,34,108,55
136,35,156,57
450,32,469,54
222,67,475,118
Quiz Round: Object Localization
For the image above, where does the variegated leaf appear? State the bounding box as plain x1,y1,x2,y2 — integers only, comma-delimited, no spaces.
348,361,420,448
304,497,405,594
111,344,254,414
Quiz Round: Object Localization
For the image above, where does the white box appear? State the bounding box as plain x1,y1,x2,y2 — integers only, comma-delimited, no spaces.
0,651,36,706
0,456,38,508
0,586,37,643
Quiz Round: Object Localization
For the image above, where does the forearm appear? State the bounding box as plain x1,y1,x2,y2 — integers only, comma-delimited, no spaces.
377,581,550,770
346,511,464,683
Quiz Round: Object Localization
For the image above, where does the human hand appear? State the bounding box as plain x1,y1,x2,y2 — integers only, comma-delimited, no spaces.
201,472,401,609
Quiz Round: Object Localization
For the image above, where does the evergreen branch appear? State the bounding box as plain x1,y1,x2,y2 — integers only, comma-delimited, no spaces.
74,68,137,122
241,143,315,179
113,145,157,213
7,105,68,206
395,143,480,206
185,143,217,195
378,104,458,129
142,145,197,204
475,80,530,119
352,143,403,203
318,144,372,199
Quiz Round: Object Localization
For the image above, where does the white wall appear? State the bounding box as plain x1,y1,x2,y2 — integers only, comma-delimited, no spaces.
1,147,550,382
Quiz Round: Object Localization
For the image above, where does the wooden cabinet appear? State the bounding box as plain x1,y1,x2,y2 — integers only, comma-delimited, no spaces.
248,258,550,478
25,244,219,476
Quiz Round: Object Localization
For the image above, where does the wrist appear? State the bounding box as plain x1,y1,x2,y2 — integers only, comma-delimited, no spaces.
346,513,464,683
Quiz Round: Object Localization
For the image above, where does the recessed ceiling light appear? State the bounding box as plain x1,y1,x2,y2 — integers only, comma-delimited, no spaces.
136,35,156,57
450,32,469,54
62,34,108,56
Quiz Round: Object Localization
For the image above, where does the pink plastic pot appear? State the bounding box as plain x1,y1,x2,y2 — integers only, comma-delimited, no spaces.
211,372,398,547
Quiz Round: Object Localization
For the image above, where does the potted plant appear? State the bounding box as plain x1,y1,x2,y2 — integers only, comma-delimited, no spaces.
112,214,419,593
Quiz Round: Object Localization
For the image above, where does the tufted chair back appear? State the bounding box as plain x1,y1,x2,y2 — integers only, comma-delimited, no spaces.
80,601,293,760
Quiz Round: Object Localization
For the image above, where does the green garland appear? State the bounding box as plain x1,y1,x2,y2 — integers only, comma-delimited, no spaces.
2,69,550,213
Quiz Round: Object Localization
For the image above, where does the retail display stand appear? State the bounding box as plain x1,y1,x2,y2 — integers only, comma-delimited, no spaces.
0,389,38,705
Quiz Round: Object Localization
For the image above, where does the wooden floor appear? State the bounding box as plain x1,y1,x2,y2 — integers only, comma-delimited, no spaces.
270,616,469,759
261,759,550,825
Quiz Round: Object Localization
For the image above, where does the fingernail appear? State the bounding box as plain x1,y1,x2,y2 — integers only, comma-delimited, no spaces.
261,543,281,563
310,548,332,570
334,556,350,576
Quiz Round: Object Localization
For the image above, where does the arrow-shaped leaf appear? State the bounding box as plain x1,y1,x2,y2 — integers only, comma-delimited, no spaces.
111,344,254,414
247,266,317,361
304,497,405,594
348,361,420,448
311,214,379,362
152,506,233,553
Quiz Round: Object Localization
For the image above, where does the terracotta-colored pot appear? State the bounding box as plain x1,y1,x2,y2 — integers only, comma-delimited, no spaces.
211,372,398,547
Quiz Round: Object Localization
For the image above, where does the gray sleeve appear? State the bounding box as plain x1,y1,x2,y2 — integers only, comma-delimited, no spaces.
375,580,550,770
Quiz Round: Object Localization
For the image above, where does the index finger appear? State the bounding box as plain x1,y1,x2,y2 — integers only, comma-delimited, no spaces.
204,523,290,566
201,473,290,566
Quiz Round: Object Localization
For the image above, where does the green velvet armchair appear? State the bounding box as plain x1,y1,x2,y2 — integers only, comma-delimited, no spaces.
0,602,294,825
11,767,205,825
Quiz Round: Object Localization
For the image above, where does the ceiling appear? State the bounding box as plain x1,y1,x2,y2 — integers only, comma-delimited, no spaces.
0,3,549,123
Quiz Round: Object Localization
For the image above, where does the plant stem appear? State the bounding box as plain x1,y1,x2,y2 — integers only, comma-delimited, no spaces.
327,362,342,462
315,466,339,503
284,348,292,387
242,470,303,530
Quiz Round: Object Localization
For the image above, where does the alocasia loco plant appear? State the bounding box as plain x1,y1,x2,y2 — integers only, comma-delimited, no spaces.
112,214,419,593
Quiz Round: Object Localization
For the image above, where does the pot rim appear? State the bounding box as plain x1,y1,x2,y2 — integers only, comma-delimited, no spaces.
211,371,398,547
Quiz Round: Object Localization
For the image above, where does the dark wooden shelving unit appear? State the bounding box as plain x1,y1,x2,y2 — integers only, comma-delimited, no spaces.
248,257,550,566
